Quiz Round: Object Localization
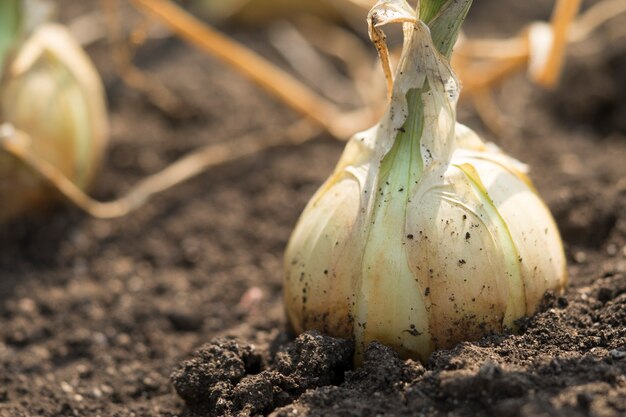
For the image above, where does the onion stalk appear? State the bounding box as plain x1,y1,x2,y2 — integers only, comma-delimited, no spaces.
284,0,567,362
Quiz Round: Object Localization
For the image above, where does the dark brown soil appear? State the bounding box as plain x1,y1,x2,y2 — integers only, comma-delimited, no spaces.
1,1,625,416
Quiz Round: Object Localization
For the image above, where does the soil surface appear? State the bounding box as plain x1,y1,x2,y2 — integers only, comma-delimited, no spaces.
1,1,626,416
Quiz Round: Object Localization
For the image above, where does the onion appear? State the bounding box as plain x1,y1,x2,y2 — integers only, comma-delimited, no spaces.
283,0,567,362
0,19,108,222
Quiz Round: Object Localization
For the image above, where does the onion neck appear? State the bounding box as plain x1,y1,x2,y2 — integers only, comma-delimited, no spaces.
425,0,473,59
390,0,473,165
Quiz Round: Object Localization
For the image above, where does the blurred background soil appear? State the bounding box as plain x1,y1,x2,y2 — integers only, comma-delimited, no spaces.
1,1,625,416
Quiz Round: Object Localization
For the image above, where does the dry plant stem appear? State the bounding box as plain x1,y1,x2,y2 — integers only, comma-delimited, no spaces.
1,121,319,219
570,0,626,42
128,15,152,47
100,0,189,116
535,0,582,87
66,10,107,46
457,0,583,94
456,37,529,60
295,16,379,106
457,53,529,95
453,50,527,134
368,24,394,102
129,0,373,138
268,21,357,106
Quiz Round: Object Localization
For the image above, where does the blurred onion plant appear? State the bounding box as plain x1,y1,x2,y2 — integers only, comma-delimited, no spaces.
284,0,567,362
0,0,108,222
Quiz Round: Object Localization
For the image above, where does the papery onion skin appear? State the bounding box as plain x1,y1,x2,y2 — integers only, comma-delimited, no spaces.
285,126,567,362
284,0,567,363
0,23,108,222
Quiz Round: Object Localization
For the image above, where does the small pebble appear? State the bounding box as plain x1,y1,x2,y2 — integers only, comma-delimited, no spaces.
17,298,36,314
61,381,74,394
76,364,91,378
115,333,131,346
128,276,144,292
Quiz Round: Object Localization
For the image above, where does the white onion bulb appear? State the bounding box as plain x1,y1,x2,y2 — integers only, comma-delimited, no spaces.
284,0,567,362
0,22,108,222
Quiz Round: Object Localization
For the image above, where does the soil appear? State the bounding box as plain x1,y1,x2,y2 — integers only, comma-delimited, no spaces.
1,1,626,416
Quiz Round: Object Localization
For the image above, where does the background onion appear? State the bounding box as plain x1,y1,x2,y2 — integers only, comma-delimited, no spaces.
0,22,108,222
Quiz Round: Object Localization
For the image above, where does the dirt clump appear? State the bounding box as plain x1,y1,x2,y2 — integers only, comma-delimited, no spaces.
171,331,353,416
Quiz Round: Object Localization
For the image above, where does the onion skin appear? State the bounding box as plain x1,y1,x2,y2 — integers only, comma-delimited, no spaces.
0,23,108,223
284,1,567,363
284,126,567,363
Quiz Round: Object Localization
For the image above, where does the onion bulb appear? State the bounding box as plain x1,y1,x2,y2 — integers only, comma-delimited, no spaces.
0,16,108,223
284,0,567,362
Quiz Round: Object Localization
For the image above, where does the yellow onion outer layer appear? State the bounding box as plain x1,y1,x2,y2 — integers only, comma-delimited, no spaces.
0,23,108,222
284,2,567,363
